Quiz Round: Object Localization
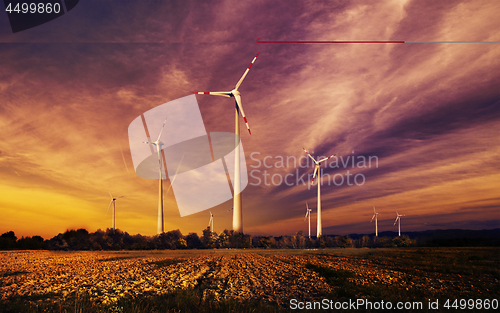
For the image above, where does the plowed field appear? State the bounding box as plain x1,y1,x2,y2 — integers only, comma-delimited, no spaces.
1,248,498,311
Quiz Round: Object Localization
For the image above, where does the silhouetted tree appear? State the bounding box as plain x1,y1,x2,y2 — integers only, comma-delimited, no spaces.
176,237,187,249
46,233,69,250
259,236,273,248
0,231,17,249
202,227,215,248
156,230,184,249
185,232,202,249
218,230,230,248
295,231,306,249
392,235,413,247
129,234,150,250
61,229,91,250
17,236,44,250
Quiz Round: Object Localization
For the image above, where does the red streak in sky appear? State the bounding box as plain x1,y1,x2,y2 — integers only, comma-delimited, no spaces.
256,38,404,44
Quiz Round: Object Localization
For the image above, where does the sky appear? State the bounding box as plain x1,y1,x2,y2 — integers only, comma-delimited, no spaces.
0,0,499,239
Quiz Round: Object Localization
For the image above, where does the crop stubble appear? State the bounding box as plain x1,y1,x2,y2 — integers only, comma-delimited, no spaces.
0,248,498,307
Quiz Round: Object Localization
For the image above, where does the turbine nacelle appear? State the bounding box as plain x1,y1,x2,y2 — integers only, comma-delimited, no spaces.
303,147,336,184
394,211,405,225
304,202,312,220
371,206,378,222
194,53,259,136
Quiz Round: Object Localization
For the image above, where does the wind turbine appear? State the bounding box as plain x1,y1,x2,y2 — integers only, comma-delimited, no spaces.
394,211,405,236
303,148,336,237
106,192,123,233
304,202,312,239
194,53,259,234
371,206,379,237
144,117,168,234
208,211,214,233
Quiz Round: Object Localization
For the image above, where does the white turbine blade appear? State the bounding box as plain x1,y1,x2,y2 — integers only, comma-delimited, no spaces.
193,91,231,97
109,191,113,199
155,117,168,143
318,154,336,163
394,216,399,225
208,211,214,227
312,165,319,183
371,214,375,222
106,200,113,216
302,148,318,164
234,94,251,134
373,206,376,213
235,52,259,90
304,203,309,220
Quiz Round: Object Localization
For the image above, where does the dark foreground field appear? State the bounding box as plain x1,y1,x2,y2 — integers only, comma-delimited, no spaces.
0,247,498,312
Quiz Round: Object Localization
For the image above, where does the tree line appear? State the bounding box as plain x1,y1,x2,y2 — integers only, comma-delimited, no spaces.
0,228,420,250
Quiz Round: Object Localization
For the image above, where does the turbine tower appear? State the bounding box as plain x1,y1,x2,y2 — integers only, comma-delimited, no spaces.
304,202,312,239
371,206,379,237
144,117,168,234
194,53,259,234
303,148,336,237
106,192,123,233
394,210,405,236
208,211,214,233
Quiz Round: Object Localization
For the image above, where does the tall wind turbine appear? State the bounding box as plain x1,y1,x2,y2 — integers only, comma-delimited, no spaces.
144,117,168,234
371,206,379,237
303,148,336,237
304,202,312,239
394,211,405,236
194,53,259,234
106,192,123,233
208,211,214,233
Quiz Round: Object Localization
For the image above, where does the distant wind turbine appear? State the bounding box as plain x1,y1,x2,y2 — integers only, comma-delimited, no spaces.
394,211,405,236
303,148,336,237
144,117,168,234
304,202,312,239
208,211,214,233
106,192,123,233
371,206,379,237
195,53,259,234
